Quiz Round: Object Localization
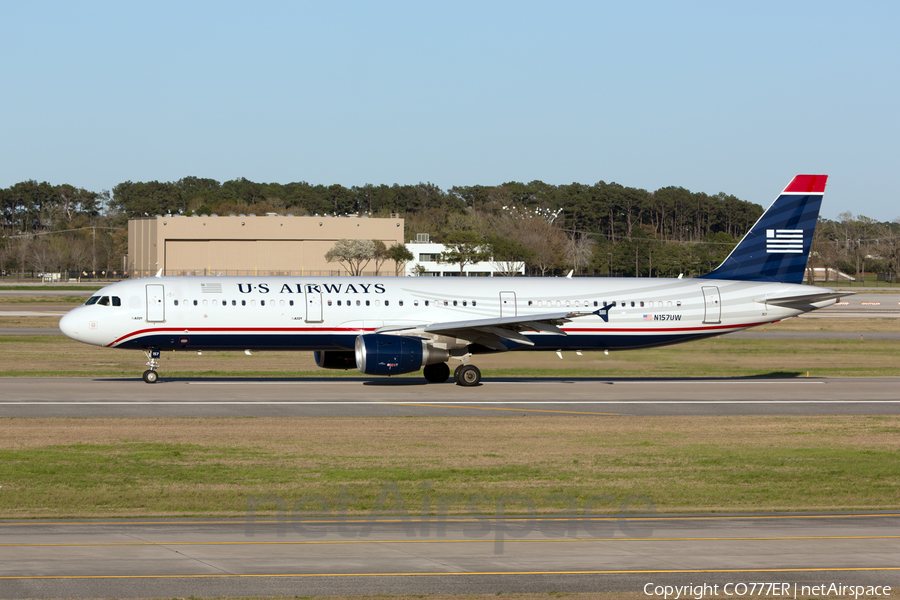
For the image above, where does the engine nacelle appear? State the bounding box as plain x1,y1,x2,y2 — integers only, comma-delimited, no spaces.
354,333,449,376
314,350,356,370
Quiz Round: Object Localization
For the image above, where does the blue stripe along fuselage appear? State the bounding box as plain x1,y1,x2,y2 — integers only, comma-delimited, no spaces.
114,330,725,353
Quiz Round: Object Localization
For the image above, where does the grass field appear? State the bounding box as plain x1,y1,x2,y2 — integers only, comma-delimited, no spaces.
2,415,898,518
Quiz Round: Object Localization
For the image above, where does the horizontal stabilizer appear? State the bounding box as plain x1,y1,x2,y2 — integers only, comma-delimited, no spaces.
757,291,855,307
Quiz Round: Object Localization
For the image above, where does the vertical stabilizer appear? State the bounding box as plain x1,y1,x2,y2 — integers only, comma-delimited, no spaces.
700,175,827,284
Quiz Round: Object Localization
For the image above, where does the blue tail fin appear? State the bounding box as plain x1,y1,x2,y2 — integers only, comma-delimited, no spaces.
700,175,827,284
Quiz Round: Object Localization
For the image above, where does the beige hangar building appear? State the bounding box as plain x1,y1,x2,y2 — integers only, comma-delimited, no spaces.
128,214,405,277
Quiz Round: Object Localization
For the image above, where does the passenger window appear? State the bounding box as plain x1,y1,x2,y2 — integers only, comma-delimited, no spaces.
242,300,246,306
472,301,476,306
593,301,598,307
289,300,294,306
528,301,533,306
413,300,418,306
384,300,388,306
556,300,561,307
327,300,332,306
112,297,121,307
424,300,429,306
279,300,284,307
667,301,673,307
232,300,236,306
203,299,208,307
356,300,360,306
453,300,457,306
676,301,682,307
212,300,218,306
174,300,179,306
443,301,448,306
85,296,99,305
566,300,570,307
463,300,467,306
365,300,370,306
399,300,404,307
649,301,654,307
640,301,644,307
251,300,256,306
193,300,198,306
631,301,635,307
261,300,265,306
337,300,342,306
98,296,109,306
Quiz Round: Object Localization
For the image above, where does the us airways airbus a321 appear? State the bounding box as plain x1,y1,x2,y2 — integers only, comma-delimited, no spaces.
60,175,849,386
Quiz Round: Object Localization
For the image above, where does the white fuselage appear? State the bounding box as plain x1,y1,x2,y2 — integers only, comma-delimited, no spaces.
59,276,835,353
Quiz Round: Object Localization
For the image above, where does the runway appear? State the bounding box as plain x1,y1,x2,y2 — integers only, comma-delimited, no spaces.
2,513,898,598
1,377,899,416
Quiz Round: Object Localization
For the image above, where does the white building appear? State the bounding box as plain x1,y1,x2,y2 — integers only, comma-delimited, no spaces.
404,235,525,277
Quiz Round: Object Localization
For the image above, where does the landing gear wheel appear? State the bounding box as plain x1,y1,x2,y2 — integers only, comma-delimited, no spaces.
455,364,481,387
142,369,159,384
423,362,451,383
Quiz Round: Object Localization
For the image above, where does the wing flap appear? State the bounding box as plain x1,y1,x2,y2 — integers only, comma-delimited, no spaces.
374,311,592,350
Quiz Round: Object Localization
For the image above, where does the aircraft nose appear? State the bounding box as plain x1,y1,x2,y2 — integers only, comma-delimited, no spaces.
59,310,79,340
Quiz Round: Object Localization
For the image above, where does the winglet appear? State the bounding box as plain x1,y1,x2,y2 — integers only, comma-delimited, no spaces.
155,269,163,278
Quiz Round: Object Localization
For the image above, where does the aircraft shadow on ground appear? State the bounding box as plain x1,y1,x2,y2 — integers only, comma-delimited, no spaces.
93,371,807,385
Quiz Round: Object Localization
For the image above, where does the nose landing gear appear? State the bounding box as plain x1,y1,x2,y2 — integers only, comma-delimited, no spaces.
142,349,160,384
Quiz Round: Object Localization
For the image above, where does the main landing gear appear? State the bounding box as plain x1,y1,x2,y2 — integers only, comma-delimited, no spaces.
454,364,481,387
422,362,482,386
142,349,160,384
423,362,451,383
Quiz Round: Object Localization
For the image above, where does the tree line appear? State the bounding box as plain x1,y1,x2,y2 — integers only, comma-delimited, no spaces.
2,177,898,281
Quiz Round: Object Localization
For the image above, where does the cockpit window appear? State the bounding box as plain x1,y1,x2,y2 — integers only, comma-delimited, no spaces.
84,296,100,305
112,296,121,307
97,296,110,306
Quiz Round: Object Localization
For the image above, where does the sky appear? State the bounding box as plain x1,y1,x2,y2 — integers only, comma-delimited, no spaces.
1,1,898,222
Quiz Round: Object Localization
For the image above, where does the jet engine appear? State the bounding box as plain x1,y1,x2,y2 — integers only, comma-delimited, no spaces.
354,333,449,376
313,350,356,370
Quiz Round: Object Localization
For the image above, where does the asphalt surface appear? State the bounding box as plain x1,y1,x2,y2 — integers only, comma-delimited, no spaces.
2,513,898,598
1,377,899,417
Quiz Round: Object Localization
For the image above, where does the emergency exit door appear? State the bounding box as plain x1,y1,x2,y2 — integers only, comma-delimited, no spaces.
305,288,323,322
500,291,517,317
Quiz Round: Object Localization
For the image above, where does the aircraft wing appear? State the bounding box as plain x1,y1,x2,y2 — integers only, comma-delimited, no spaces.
757,291,855,308
376,311,593,350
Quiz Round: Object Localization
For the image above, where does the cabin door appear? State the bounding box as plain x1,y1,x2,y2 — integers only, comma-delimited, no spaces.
702,286,721,324
305,288,323,322
146,284,165,322
500,291,517,317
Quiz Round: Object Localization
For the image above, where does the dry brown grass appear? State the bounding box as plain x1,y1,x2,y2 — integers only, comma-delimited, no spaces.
5,416,897,452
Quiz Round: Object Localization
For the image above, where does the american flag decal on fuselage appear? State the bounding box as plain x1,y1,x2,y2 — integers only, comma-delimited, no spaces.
766,229,803,253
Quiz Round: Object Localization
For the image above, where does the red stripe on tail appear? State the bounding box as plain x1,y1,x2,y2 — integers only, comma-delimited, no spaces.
784,174,828,194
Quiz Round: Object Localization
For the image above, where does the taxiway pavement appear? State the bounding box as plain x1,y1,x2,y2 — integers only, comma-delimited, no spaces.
1,377,899,417
2,513,897,598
